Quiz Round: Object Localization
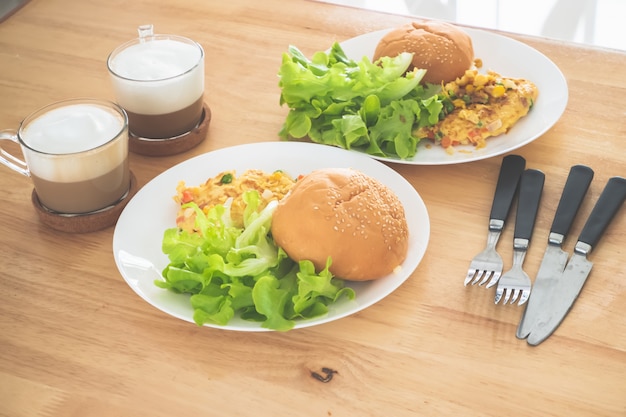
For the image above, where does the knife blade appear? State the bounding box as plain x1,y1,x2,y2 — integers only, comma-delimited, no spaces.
516,165,594,338
527,176,626,346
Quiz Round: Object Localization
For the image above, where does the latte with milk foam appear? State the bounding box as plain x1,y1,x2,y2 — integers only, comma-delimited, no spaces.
108,37,204,139
21,102,129,213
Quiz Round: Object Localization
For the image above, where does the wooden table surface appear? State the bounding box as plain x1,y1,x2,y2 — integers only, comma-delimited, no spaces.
1,0,625,416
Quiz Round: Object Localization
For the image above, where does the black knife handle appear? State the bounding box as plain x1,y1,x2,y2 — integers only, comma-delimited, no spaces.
578,176,626,248
550,165,594,236
490,154,526,222
514,169,545,241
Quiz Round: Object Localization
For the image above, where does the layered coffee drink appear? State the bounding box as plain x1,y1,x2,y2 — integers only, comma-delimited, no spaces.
20,102,130,213
108,35,204,139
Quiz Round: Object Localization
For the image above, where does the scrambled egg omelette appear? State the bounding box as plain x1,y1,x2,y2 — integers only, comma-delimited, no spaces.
415,69,539,152
174,169,296,233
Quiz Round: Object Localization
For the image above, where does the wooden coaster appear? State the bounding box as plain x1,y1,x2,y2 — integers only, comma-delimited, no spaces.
31,171,139,233
129,102,211,156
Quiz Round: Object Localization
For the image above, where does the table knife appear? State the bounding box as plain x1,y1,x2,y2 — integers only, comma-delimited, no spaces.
527,176,626,346
516,165,594,338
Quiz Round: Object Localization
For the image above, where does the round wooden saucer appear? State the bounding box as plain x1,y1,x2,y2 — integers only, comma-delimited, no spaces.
31,171,138,233
129,102,211,156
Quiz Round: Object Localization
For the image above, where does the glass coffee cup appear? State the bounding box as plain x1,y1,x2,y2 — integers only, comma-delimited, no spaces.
0,98,130,214
107,25,205,140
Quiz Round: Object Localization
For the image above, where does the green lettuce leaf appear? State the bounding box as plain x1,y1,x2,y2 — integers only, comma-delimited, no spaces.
157,191,354,331
278,42,445,159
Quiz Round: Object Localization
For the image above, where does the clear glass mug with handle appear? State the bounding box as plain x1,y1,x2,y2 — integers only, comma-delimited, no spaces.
107,24,205,140
0,98,131,214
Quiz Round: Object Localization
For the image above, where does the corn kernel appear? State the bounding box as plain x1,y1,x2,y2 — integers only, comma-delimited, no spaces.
491,85,506,98
474,74,489,87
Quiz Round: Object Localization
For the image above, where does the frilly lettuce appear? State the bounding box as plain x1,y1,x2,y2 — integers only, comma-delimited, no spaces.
157,190,355,331
278,42,444,159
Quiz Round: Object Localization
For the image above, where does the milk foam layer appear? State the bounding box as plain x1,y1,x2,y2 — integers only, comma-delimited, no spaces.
23,104,124,154
111,39,201,81
109,38,204,115
21,103,128,183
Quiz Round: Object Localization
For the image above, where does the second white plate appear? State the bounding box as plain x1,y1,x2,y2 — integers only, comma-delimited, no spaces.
338,27,568,165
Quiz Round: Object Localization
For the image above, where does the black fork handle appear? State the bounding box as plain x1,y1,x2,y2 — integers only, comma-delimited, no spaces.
490,155,526,223
514,169,545,241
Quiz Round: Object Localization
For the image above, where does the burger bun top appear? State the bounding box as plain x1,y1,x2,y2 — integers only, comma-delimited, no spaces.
373,20,474,84
271,168,409,281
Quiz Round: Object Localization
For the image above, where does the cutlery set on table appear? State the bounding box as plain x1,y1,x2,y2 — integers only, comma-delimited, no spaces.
465,155,626,345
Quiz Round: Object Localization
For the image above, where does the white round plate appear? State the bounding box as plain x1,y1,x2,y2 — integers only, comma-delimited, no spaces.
338,27,568,165
113,142,430,331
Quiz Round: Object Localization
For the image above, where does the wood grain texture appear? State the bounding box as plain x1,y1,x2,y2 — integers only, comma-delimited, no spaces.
0,1,625,416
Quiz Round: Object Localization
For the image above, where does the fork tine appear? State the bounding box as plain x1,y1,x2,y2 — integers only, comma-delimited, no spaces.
484,271,501,288
518,290,530,305
502,288,513,304
479,270,497,286
494,287,504,304
464,269,478,286
471,270,486,285
496,287,531,305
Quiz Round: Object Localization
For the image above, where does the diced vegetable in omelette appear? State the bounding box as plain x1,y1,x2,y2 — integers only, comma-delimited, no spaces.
415,69,538,151
174,169,296,233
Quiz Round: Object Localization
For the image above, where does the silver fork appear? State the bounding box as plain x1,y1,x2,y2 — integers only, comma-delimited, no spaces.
465,155,526,286
492,169,545,305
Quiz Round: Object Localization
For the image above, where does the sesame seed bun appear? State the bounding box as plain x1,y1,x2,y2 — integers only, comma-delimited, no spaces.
271,168,409,281
373,20,474,84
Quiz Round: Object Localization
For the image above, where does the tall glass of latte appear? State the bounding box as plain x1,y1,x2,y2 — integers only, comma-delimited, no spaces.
107,25,205,139
0,98,130,214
